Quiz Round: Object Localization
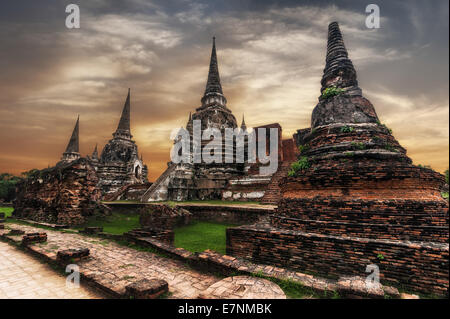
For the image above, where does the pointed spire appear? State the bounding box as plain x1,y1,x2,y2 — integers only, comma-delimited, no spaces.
64,115,79,153
321,22,359,93
186,112,193,132
114,88,132,139
204,37,223,95
200,37,227,108
92,144,98,159
240,114,247,131
61,115,80,162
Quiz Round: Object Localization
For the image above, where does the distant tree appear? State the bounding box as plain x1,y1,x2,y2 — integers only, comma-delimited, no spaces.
445,169,449,184
0,173,22,202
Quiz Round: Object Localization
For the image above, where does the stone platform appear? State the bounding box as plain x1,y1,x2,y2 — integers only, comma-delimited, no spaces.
199,276,286,299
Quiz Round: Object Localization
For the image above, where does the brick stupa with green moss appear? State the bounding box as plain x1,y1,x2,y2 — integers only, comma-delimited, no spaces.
227,22,449,296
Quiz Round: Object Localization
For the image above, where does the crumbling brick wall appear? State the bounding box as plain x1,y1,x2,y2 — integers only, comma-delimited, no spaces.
13,158,105,225
138,204,191,230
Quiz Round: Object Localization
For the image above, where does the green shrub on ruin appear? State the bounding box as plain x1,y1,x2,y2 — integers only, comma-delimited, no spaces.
288,157,311,177
298,144,310,154
340,126,354,133
351,142,365,150
344,152,355,157
384,144,398,152
321,86,345,99
376,120,393,134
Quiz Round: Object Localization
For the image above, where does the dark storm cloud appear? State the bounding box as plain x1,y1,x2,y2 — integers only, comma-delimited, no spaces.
0,0,448,180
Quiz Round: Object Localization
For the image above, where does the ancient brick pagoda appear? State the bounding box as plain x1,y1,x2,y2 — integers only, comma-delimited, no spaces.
13,90,150,224
169,37,245,200
142,38,298,202
13,117,104,225
227,22,449,296
96,89,148,195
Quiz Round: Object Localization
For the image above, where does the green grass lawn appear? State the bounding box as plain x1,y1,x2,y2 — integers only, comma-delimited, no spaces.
174,221,236,255
0,206,13,218
75,212,140,235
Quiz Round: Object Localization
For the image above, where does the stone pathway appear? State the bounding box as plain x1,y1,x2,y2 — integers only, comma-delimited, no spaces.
0,224,222,298
199,276,286,299
0,241,102,299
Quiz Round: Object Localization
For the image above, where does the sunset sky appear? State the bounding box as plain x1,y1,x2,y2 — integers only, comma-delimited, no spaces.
0,0,448,181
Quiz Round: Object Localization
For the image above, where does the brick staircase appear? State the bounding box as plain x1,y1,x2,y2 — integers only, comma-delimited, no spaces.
260,161,293,205
103,184,134,201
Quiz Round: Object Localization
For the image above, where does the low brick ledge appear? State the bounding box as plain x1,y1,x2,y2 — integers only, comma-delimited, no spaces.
130,236,401,299
231,223,449,251
177,204,276,213
12,218,69,229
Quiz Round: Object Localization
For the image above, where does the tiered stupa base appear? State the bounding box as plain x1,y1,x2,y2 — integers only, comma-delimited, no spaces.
227,122,449,296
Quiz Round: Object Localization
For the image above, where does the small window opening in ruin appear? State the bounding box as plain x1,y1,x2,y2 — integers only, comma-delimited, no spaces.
135,165,141,179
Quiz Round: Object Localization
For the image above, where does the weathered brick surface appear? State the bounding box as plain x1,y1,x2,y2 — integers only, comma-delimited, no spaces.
180,204,272,225
1,223,220,299
57,248,90,262
125,278,168,299
138,204,191,230
21,232,47,246
228,93,448,297
227,225,449,296
13,158,105,225
124,227,174,244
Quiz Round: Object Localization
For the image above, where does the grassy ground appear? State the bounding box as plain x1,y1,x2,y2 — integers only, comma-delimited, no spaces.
74,212,140,235
174,221,236,255
0,206,13,218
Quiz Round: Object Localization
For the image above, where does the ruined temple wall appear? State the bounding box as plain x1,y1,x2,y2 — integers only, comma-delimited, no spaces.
227,226,449,296
222,177,270,202
13,158,104,225
180,205,271,225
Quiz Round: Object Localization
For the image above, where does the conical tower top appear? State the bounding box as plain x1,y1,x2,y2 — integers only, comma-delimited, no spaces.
240,114,247,131
61,115,80,162
65,115,79,153
92,143,98,159
321,22,359,94
201,37,227,108
311,21,379,128
205,37,223,95
186,112,193,132
114,88,132,139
